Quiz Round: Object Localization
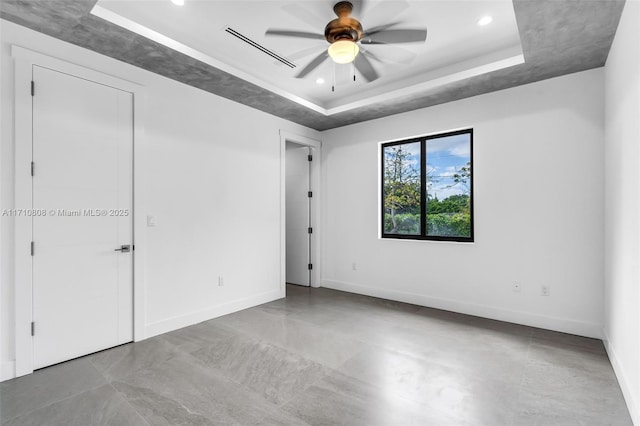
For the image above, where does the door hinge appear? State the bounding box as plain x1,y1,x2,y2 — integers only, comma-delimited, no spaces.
308,154,313,162
30,241,34,256
31,322,35,336
31,81,34,96
308,191,313,198
31,161,35,177
308,263,313,270
308,227,313,234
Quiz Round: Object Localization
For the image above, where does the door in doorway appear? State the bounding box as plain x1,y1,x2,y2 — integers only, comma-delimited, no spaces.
286,143,311,286
31,65,133,369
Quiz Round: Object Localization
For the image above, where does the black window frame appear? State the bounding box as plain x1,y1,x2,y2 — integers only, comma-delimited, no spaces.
380,128,474,243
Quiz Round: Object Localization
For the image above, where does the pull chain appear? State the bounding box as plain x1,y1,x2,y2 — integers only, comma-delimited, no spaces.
332,62,336,92
352,44,357,82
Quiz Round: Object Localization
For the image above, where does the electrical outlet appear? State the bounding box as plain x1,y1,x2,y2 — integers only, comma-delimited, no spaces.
513,281,521,292
352,262,357,271
541,285,550,296
218,276,224,287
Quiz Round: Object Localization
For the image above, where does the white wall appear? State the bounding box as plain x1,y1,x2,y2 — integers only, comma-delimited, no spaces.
322,69,605,338
0,20,319,380
604,1,640,423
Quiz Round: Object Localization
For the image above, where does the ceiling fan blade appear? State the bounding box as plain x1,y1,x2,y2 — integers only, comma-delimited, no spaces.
361,49,385,64
364,22,403,36
361,29,427,44
287,45,327,62
296,51,329,78
354,54,379,82
274,45,325,67
361,47,416,65
265,29,325,40
283,3,328,29
361,0,409,24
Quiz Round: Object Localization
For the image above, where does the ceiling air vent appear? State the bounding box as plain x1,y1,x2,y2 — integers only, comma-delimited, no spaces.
225,27,296,69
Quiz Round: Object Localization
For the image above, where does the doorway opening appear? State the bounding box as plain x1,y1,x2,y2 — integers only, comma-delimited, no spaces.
280,131,321,294
286,142,312,287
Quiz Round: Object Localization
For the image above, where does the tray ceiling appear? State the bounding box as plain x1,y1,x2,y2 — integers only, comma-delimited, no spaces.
0,0,625,130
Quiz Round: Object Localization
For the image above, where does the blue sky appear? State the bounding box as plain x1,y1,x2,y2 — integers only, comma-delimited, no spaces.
384,133,471,201
426,133,471,200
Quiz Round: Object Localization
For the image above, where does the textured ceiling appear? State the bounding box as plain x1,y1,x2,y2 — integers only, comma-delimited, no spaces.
0,0,625,131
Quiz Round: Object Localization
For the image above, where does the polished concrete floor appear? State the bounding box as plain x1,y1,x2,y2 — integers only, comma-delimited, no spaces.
1,285,632,425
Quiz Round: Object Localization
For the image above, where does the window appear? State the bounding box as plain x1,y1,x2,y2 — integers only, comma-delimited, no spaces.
381,129,473,242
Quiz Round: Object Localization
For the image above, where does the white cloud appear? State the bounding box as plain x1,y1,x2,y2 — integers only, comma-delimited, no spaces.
438,166,458,177
426,134,470,158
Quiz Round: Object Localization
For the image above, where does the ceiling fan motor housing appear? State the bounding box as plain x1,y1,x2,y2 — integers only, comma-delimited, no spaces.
325,1,363,43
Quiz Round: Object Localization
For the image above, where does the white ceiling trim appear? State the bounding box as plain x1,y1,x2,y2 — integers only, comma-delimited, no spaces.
91,4,327,114
326,52,524,115
91,3,523,117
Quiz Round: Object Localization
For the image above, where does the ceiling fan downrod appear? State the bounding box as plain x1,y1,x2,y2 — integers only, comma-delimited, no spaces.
324,1,363,44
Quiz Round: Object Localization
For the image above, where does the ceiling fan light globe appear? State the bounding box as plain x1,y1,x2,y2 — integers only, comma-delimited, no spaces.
328,40,359,64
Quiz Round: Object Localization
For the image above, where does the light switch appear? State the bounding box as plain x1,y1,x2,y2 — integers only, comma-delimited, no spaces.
146,215,156,227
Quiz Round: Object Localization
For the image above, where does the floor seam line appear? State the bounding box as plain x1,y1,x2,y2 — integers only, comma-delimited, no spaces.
107,382,152,426
1,380,108,424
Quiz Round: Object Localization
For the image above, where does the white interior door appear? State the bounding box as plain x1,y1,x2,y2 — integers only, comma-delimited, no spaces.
286,144,311,286
32,65,133,369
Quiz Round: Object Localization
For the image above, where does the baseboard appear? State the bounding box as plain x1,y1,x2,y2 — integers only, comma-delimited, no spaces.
1,361,16,382
144,288,283,339
603,330,639,425
321,279,603,339
2,290,283,380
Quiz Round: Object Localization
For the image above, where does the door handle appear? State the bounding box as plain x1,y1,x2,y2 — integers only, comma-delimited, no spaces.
114,245,131,253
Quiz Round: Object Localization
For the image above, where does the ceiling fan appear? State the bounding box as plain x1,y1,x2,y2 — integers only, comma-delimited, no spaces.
265,1,427,83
